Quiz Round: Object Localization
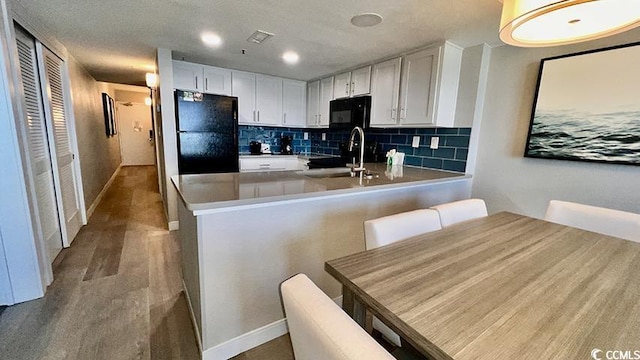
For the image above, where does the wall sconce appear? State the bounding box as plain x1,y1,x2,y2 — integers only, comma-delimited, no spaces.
145,73,159,88
144,97,152,106
500,0,640,47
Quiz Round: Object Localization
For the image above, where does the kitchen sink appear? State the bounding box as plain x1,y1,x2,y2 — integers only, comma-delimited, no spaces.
296,168,354,178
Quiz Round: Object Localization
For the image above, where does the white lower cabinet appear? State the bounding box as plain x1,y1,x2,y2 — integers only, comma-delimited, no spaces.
239,156,304,172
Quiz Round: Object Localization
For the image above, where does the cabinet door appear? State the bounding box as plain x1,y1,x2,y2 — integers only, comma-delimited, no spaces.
333,72,351,99
203,66,232,95
255,75,282,126
399,47,440,125
318,77,334,127
173,61,203,91
282,80,307,127
351,66,371,96
232,71,257,125
370,58,402,126
306,81,320,126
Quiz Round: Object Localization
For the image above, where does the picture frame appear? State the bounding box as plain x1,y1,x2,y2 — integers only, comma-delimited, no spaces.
102,93,116,137
524,42,640,166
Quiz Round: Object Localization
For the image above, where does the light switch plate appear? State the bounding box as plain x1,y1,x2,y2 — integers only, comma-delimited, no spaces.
322,133,327,141
412,136,420,148
303,132,309,140
430,136,439,149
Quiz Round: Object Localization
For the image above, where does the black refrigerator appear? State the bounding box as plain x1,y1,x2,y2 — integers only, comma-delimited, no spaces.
175,90,239,174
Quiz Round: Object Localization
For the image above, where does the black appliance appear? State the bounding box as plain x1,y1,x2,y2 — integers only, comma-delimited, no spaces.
249,141,262,155
175,90,239,174
281,136,293,155
329,96,371,130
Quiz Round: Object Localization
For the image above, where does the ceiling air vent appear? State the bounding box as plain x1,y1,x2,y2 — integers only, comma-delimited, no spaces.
247,30,274,44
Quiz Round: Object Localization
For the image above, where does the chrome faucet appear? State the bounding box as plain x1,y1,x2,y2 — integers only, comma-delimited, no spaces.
348,126,365,174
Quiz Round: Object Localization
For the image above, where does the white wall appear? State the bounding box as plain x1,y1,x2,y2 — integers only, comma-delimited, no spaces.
157,48,179,229
68,63,122,213
472,29,640,218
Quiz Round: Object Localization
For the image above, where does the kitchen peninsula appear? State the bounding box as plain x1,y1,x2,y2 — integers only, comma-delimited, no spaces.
173,162,471,359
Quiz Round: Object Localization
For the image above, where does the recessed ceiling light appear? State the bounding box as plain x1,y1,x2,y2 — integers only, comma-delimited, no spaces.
282,51,299,65
201,32,222,47
351,13,383,27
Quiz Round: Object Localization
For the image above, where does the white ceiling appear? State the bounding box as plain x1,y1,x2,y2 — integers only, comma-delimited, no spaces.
14,0,504,86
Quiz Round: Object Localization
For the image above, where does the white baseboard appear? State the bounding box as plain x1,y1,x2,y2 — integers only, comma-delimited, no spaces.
203,319,289,360
86,165,121,220
182,280,203,353
168,221,179,231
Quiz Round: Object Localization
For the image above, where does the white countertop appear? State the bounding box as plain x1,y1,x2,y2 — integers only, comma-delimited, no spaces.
172,163,471,215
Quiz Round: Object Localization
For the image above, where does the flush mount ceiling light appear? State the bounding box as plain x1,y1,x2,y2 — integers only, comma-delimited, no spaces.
201,32,223,47
247,30,274,44
500,0,640,47
282,51,299,65
351,13,383,27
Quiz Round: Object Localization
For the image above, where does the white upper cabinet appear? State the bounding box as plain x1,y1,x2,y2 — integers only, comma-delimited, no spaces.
232,71,257,125
398,42,462,127
232,72,284,126
306,81,320,127
203,66,232,95
318,77,334,127
306,76,332,128
370,57,402,126
350,66,371,97
255,75,282,126
333,66,371,99
173,60,231,95
282,79,307,127
333,72,351,99
173,61,203,91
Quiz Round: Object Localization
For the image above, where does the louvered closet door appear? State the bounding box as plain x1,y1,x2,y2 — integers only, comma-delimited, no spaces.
15,28,63,263
37,46,82,245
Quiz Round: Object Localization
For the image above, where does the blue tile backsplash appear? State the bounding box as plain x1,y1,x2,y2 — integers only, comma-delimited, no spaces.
239,125,471,173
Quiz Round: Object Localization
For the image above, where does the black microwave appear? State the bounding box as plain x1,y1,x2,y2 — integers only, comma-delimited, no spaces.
329,96,371,130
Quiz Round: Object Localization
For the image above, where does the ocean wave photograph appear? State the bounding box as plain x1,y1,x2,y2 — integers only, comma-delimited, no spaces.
526,110,640,164
524,42,640,166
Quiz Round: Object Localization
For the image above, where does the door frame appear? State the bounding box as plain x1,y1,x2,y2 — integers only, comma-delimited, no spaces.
115,100,156,166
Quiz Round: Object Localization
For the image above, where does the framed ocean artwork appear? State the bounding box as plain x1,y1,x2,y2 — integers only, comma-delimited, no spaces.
524,42,640,166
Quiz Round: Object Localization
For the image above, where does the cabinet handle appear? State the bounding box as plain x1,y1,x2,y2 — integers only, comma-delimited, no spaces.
195,76,198,89
257,110,260,122
392,108,397,121
253,110,256,122
283,113,287,124
345,83,349,96
400,108,406,121
351,82,355,94
205,78,208,91
318,114,321,125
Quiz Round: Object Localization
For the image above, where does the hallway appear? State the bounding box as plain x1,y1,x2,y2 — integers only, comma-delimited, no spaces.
0,166,199,360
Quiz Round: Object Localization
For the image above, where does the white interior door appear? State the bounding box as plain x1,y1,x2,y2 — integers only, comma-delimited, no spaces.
15,29,63,263
116,102,155,165
37,45,82,246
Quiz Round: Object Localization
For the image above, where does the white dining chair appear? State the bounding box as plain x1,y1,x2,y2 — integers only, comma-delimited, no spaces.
430,199,488,227
281,274,395,360
363,209,442,347
544,200,640,243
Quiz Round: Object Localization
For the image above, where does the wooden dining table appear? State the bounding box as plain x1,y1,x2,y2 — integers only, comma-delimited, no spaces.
325,212,640,360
